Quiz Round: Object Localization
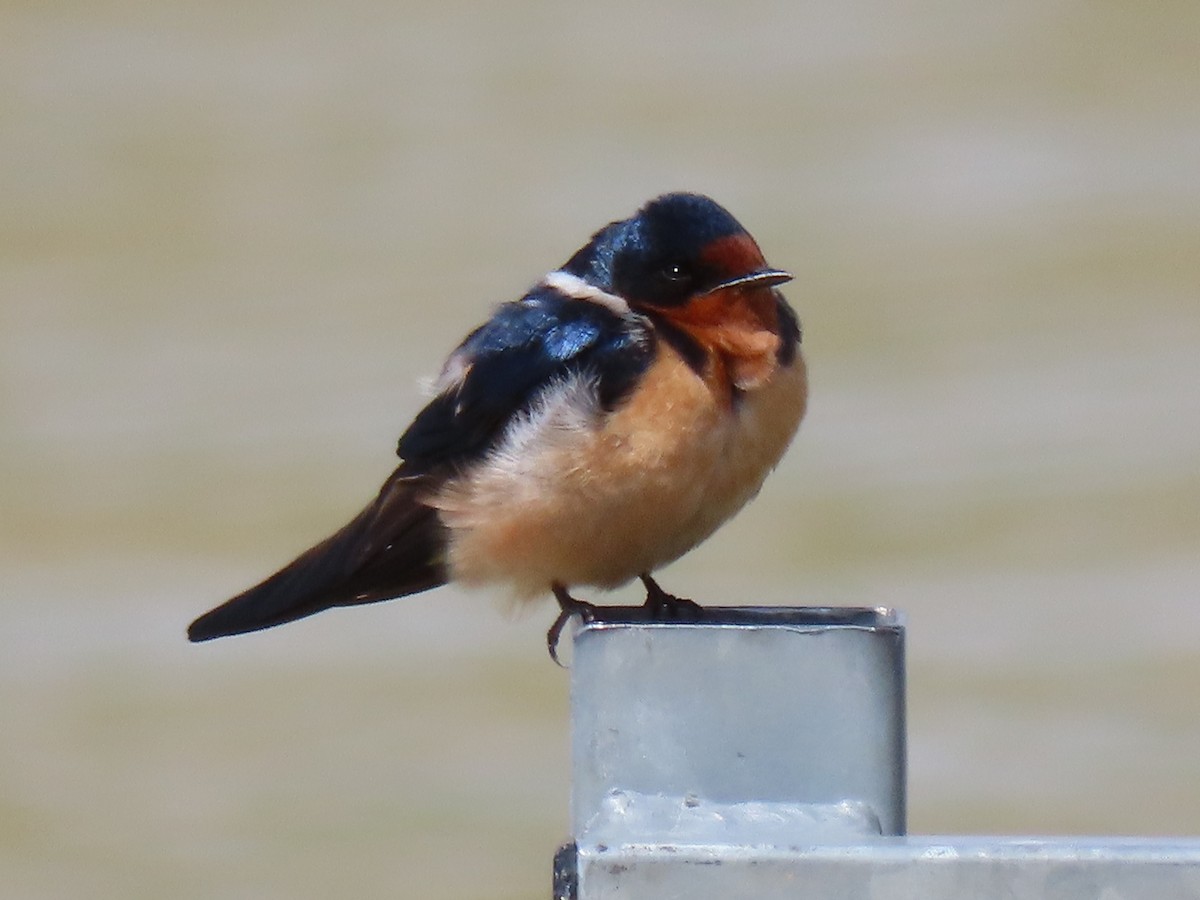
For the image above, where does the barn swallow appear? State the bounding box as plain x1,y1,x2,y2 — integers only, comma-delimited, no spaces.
188,192,807,661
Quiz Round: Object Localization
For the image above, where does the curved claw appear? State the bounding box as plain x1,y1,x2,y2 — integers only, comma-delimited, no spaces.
547,584,597,667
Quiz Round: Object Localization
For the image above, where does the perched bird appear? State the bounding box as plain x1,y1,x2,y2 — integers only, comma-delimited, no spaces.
188,192,807,659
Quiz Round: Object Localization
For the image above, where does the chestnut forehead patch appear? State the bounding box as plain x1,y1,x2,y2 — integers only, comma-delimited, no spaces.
700,233,768,278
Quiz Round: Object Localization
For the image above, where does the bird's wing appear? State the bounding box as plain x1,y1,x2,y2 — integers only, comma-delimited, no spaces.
187,469,446,641
188,288,652,642
395,287,652,474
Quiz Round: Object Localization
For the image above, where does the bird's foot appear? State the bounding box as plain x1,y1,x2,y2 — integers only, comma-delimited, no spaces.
639,573,704,621
547,584,597,667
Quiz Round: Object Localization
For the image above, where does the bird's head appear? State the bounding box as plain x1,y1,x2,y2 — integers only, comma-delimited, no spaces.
609,192,791,309
558,193,795,391
561,193,792,306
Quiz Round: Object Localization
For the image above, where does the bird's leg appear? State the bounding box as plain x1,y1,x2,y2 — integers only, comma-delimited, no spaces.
639,573,704,621
547,583,597,666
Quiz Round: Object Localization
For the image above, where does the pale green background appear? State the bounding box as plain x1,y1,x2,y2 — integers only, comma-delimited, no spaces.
2,2,1198,898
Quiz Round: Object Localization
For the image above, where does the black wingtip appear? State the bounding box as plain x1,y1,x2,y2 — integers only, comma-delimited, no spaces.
184,564,348,643
186,604,267,643
186,471,449,646
187,615,228,643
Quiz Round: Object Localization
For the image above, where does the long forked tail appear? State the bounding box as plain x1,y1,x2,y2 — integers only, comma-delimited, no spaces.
188,473,447,642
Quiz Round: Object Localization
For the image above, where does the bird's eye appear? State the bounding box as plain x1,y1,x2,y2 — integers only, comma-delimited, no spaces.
661,261,690,282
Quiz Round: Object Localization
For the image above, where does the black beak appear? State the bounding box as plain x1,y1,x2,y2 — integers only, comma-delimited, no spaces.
707,267,793,293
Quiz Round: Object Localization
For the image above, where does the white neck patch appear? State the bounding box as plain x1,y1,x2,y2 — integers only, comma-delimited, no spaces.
541,270,631,317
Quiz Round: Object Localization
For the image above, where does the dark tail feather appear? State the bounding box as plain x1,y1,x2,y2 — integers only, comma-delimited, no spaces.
188,472,448,642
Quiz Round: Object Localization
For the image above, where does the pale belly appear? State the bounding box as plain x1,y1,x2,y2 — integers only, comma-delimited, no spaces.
428,346,807,599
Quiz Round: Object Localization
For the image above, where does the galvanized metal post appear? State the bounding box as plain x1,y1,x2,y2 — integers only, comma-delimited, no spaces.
554,606,906,897
552,606,1200,900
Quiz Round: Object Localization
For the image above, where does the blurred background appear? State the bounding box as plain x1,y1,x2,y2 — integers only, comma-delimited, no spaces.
2,1,1198,897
